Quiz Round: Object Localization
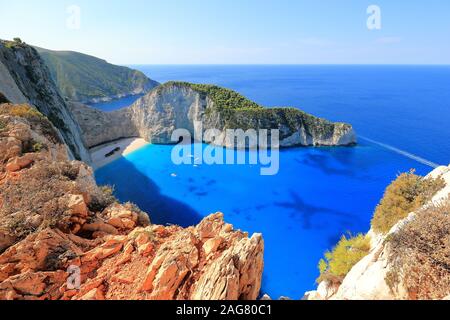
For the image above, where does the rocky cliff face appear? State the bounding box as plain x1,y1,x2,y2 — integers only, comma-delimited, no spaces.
0,103,264,300
68,102,137,148
305,165,450,300
129,83,205,144
71,82,356,149
0,40,90,163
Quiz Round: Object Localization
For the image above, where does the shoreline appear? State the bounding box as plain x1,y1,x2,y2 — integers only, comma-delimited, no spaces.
90,137,149,170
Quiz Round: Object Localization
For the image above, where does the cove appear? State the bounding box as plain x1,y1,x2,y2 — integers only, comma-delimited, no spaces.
95,141,429,299
94,64,449,298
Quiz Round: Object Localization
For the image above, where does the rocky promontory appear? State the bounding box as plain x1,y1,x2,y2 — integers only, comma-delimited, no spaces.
71,82,357,149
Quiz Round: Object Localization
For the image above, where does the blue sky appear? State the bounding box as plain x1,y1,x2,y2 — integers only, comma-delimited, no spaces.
1,0,449,64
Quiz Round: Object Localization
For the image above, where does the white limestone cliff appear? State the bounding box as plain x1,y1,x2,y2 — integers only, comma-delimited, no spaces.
70,82,357,149
305,164,450,300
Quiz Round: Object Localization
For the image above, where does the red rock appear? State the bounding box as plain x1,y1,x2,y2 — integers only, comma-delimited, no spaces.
5,155,34,172
0,108,265,301
7,271,47,296
203,237,223,257
67,194,89,218
0,232,15,253
82,220,119,235
138,242,153,257
79,287,105,300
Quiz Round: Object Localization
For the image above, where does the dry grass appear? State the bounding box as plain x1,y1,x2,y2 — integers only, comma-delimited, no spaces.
0,103,43,119
386,200,450,300
0,103,60,143
371,170,445,234
0,160,87,238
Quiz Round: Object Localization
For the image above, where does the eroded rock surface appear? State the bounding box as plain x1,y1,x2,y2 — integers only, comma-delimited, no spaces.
0,103,264,300
68,102,137,148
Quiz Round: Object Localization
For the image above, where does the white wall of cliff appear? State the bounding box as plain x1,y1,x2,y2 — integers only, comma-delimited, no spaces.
71,83,357,150
305,164,450,300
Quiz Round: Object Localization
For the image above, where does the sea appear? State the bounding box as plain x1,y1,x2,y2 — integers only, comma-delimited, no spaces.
93,65,450,299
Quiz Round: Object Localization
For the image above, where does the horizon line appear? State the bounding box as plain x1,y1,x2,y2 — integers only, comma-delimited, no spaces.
125,63,450,67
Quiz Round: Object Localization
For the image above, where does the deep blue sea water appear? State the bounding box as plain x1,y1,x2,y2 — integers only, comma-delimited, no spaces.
94,65,450,299
89,94,144,112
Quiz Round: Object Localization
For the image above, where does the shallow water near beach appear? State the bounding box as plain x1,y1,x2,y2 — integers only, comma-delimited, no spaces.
94,65,450,298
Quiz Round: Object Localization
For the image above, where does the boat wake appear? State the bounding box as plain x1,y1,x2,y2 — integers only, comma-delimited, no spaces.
359,136,440,169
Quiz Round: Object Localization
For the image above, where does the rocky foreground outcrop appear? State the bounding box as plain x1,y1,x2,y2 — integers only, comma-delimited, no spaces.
0,103,264,300
0,40,90,163
305,165,450,300
70,82,356,149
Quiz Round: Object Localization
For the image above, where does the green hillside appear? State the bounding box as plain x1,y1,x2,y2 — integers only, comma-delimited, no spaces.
35,47,159,103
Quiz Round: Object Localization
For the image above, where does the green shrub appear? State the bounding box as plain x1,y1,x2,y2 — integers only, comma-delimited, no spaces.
164,82,341,140
100,185,115,198
371,170,445,234
23,140,46,154
0,104,44,120
32,142,44,152
3,41,16,49
165,82,261,111
317,233,371,284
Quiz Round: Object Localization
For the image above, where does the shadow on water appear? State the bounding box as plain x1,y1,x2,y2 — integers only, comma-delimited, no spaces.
296,153,359,178
95,158,203,227
295,148,372,181
274,191,355,230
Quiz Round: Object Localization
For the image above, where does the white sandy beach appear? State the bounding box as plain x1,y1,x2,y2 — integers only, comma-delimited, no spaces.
90,138,149,170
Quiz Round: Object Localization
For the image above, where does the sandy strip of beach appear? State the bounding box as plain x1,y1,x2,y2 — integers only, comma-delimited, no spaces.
90,137,149,170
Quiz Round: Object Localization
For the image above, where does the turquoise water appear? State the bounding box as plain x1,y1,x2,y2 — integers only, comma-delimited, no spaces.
94,65,449,299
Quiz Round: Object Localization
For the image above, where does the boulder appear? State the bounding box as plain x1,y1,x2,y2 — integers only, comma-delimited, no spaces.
141,232,199,299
